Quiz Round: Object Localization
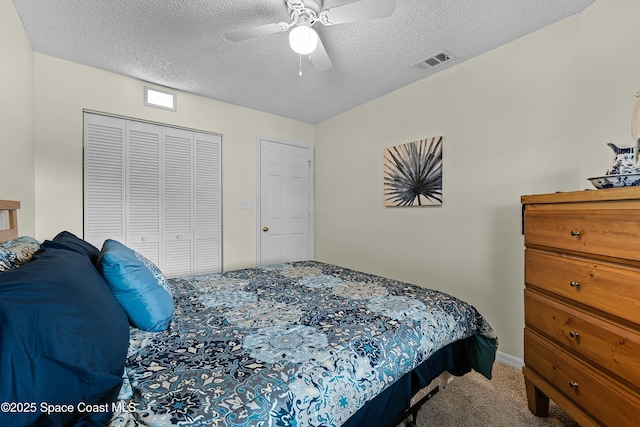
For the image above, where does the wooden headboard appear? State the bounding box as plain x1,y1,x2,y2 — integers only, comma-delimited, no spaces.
0,200,20,243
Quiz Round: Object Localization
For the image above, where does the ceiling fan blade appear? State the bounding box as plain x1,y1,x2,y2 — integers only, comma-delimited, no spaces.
320,0,396,25
309,36,332,72
225,21,289,42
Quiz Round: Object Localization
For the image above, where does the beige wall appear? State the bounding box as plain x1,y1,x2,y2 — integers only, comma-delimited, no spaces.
32,55,314,271
314,0,640,360
578,0,640,180
0,0,35,236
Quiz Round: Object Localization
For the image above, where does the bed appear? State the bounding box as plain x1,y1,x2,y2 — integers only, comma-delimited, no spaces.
0,200,498,427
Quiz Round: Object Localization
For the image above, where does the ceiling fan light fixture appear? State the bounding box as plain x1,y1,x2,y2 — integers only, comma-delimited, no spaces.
289,25,318,55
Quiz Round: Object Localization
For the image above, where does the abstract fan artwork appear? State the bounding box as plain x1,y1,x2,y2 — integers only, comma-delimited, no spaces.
384,136,443,206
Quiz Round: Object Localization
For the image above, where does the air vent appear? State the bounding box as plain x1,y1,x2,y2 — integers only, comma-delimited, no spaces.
410,50,454,72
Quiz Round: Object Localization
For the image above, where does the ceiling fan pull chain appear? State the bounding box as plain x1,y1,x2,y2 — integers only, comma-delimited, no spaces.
299,54,303,76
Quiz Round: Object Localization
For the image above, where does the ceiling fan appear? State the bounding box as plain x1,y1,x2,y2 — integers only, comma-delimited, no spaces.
224,0,396,72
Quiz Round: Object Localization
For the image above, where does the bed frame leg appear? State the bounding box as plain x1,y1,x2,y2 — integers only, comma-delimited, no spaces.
399,385,440,426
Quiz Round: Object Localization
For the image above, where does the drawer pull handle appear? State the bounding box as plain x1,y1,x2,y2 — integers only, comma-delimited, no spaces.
569,281,581,288
569,331,580,338
569,381,579,389
570,230,581,237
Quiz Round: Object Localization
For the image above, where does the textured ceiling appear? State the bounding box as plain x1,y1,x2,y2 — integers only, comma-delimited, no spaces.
11,0,594,124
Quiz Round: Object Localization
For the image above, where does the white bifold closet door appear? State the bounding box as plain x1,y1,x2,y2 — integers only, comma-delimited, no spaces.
83,112,221,278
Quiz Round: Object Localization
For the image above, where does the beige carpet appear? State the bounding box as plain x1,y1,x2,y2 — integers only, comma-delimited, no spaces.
409,362,581,427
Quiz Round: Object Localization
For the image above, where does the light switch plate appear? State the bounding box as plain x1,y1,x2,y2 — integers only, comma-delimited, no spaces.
240,199,254,210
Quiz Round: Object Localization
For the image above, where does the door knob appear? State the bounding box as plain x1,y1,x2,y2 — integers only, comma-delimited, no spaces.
262,226,269,232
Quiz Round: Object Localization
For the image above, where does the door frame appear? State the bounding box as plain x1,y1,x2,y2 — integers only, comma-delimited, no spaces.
255,135,315,266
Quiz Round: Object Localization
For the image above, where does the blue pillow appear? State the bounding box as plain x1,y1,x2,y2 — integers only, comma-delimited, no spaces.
0,245,129,426
98,239,174,332
52,231,101,264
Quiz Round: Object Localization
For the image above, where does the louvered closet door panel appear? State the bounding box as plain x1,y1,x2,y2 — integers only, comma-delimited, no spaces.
84,113,222,277
194,132,221,274
163,127,193,278
126,121,161,266
83,114,126,249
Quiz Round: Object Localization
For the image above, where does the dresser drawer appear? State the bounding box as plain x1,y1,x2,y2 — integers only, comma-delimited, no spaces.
525,329,640,426
525,289,640,388
524,209,640,262
525,249,640,326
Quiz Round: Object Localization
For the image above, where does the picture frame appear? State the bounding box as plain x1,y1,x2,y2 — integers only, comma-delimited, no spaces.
384,136,443,206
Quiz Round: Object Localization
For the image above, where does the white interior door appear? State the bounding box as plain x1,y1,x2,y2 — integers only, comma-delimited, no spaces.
193,132,222,275
259,138,314,266
125,121,162,266
162,127,193,278
83,114,126,248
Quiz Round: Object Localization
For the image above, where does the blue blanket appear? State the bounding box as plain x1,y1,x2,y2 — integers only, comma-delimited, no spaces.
109,261,497,427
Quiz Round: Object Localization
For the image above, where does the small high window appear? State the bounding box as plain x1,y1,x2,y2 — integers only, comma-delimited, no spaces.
144,86,177,111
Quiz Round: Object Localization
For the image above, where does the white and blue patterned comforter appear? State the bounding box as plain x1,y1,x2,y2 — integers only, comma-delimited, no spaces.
108,261,497,427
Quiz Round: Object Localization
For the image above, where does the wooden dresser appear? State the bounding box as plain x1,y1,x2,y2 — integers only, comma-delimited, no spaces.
521,187,640,426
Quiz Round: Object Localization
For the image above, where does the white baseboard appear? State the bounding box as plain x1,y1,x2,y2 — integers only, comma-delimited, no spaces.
495,351,524,369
